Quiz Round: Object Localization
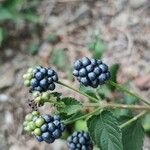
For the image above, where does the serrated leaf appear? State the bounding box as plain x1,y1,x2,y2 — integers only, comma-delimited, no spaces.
107,64,119,90
58,97,82,115
122,119,145,150
87,111,123,150
88,39,106,59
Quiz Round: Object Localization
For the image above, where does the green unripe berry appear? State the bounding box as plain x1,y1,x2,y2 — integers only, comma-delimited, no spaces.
32,111,39,116
26,73,32,80
28,121,36,131
25,113,33,121
24,125,32,132
41,92,49,101
34,128,42,136
23,74,28,79
35,117,45,127
24,80,30,86
27,68,33,73
23,121,28,127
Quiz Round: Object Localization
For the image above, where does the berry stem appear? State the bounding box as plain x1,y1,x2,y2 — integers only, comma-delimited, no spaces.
119,111,147,129
57,81,98,102
83,102,150,111
63,108,101,125
108,80,150,106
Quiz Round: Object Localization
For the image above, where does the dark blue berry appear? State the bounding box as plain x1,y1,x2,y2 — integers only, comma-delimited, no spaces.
98,73,107,82
48,83,55,90
90,58,97,66
69,143,76,149
42,132,51,140
74,60,82,70
41,124,48,132
53,120,60,127
45,137,55,144
53,115,61,121
99,64,108,73
79,68,87,77
35,86,42,92
86,65,94,72
30,78,38,87
52,75,58,82
80,77,89,86
48,123,55,132
106,72,110,79
60,123,65,132
81,57,91,66
36,135,43,142
47,69,54,76
73,70,79,76
35,72,44,80
42,114,53,122
48,77,53,83
40,68,47,74
32,68,39,75
52,129,61,138
40,79,48,89
79,137,86,144
94,67,101,75
88,72,96,81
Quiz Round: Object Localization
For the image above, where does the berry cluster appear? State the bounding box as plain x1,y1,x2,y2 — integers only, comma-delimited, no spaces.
73,57,110,88
67,131,93,150
23,66,58,92
23,111,65,144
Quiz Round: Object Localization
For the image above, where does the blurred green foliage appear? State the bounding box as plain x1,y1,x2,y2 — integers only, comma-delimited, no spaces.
88,33,106,59
0,0,40,45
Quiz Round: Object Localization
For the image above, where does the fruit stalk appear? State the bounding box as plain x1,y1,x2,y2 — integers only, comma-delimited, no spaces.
83,102,150,111
108,80,150,105
119,111,147,129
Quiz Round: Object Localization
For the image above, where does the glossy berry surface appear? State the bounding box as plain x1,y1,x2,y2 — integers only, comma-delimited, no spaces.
67,131,93,150
23,66,58,92
73,57,110,88
23,111,65,144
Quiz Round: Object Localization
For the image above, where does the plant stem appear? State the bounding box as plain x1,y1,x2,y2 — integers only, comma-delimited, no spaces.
120,111,147,129
63,108,101,125
108,80,150,106
83,102,150,111
57,81,98,102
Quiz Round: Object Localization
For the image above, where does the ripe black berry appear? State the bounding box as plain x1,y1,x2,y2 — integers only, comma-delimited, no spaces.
67,131,93,150
23,66,59,92
73,57,110,88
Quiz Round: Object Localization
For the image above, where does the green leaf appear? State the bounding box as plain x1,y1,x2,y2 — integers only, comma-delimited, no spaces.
0,27,5,45
107,64,119,90
27,42,39,55
0,7,13,20
58,97,82,115
87,111,123,150
142,113,150,133
122,119,145,150
51,48,66,69
88,40,106,59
